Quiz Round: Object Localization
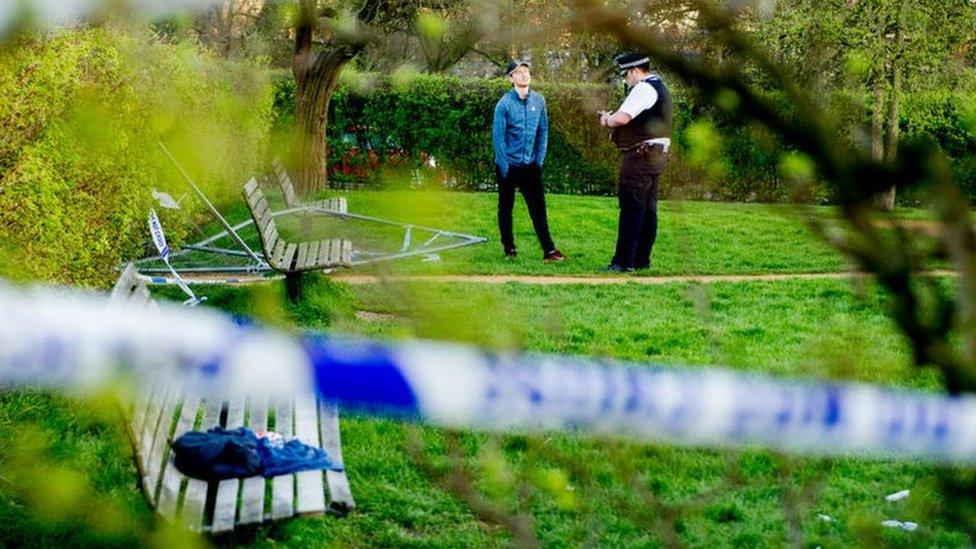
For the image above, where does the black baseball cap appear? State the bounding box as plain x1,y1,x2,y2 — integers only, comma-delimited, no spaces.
505,59,531,76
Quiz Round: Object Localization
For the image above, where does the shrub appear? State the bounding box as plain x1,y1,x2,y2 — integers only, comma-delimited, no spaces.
0,29,273,286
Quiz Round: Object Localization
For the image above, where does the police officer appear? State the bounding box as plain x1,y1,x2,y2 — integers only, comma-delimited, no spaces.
599,52,673,272
493,59,564,262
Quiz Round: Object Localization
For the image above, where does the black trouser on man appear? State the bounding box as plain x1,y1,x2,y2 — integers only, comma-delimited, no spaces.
612,144,669,269
497,163,555,253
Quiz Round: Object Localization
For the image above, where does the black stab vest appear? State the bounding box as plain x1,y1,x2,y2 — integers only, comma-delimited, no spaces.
611,75,673,150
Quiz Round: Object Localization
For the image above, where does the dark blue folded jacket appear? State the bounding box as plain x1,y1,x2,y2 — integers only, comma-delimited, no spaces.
172,426,343,481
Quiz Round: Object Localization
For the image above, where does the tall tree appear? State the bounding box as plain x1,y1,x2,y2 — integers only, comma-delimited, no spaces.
752,0,975,210
290,0,426,196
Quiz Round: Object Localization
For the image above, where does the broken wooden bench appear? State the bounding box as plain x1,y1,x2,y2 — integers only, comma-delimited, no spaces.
271,159,348,215
242,178,352,300
112,265,355,534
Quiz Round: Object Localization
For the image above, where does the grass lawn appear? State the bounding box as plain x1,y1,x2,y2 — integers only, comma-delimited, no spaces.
1,194,970,547
196,190,879,277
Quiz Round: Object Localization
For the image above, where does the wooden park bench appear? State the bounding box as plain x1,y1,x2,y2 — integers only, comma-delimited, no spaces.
111,265,355,534
242,178,352,300
271,159,347,215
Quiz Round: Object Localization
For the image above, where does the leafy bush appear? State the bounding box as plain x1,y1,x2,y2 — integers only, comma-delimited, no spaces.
0,29,273,286
274,73,624,195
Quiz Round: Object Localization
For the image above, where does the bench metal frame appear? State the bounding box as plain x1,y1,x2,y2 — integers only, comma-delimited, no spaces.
130,145,487,280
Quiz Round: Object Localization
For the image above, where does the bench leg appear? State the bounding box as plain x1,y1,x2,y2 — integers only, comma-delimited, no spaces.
286,271,305,302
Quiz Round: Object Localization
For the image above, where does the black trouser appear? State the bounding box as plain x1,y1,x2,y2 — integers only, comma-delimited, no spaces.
612,144,669,269
497,164,555,253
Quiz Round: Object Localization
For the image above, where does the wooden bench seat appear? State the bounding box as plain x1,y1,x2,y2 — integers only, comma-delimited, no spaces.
112,265,355,534
271,160,348,215
242,178,352,273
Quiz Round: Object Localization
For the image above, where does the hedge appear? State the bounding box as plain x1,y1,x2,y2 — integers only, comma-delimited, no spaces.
272,73,792,199
274,73,631,195
274,72,976,204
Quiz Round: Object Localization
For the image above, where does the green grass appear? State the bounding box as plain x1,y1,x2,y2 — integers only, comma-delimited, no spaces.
177,189,952,277
2,194,972,547
202,277,965,547
189,190,866,276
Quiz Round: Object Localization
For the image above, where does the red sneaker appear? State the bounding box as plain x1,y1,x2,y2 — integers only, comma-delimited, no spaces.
543,250,565,262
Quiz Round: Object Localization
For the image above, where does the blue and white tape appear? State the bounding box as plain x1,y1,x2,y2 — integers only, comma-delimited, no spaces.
147,210,204,305
148,209,171,261
2,281,976,463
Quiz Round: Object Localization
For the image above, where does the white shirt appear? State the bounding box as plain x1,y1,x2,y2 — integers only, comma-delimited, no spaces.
618,81,659,118
617,81,670,150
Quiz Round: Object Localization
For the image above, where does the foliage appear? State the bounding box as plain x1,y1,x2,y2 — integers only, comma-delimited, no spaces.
0,28,273,286
273,69,976,203
277,71,640,195
745,0,976,204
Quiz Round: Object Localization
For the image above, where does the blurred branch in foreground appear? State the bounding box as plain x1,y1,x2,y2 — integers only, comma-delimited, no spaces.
572,0,976,394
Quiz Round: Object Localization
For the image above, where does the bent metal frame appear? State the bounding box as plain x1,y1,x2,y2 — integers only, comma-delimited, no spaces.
131,143,487,282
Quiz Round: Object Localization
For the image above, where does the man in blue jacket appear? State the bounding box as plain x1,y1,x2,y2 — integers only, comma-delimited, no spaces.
493,60,564,262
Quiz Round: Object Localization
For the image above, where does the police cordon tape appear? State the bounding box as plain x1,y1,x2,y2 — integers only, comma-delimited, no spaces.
3,280,976,463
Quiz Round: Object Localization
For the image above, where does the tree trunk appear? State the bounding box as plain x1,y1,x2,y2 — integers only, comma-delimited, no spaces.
291,0,380,198
878,60,901,212
292,54,347,197
877,0,906,212
871,81,884,162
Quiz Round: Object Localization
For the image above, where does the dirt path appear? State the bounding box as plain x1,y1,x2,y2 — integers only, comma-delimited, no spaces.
330,270,957,286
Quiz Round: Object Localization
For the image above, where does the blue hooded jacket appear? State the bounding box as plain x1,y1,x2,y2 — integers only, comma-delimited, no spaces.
492,88,549,177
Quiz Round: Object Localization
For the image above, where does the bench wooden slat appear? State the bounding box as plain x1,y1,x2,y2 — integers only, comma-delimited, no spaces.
296,242,309,271
131,382,161,468
243,178,259,198
319,400,355,513
271,239,287,269
263,221,278,250
258,207,273,234
144,385,181,505
239,397,268,525
278,172,298,208
304,240,319,268
138,384,169,477
254,196,269,222
212,397,246,534
282,243,297,271
329,239,341,266
321,240,332,267
271,398,295,520
327,198,347,214
182,399,223,530
246,190,261,209
294,391,326,515
264,236,279,261
342,240,352,266
157,393,201,519
317,241,329,267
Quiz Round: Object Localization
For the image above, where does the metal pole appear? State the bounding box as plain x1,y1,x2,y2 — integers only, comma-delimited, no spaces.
184,244,254,258
157,142,263,264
